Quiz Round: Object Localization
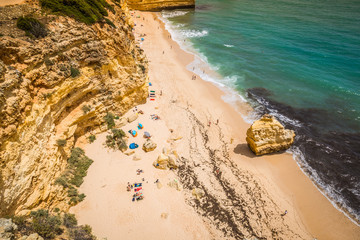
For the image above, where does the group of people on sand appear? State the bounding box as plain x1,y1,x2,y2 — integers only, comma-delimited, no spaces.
208,119,220,127
127,182,144,201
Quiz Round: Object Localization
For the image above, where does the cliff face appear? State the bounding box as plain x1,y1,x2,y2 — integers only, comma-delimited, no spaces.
0,2,148,216
126,0,195,11
246,114,295,155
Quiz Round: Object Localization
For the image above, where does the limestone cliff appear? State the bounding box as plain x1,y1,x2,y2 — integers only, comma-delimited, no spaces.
0,2,148,216
246,114,295,155
126,0,195,11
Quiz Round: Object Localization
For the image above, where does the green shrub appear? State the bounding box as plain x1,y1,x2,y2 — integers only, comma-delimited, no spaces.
81,105,91,114
17,16,47,38
39,0,112,25
12,215,29,232
12,210,95,240
68,187,86,205
112,128,125,138
56,139,67,147
69,225,95,240
138,64,146,74
68,148,93,187
104,112,115,129
88,134,96,143
55,147,93,205
104,17,116,28
30,210,63,239
59,65,67,71
55,175,69,188
71,67,80,78
63,213,77,228
105,128,127,151
44,57,54,66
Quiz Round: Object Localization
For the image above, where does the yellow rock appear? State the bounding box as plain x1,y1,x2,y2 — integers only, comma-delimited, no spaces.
0,2,148,215
246,114,295,155
127,0,195,11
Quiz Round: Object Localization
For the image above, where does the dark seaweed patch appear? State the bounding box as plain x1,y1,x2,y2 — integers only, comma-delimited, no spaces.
247,87,360,222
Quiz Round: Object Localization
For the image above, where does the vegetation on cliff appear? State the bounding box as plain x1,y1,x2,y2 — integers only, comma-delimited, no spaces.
39,0,115,24
16,16,47,38
11,210,95,239
0,0,148,216
55,148,93,205
105,128,128,151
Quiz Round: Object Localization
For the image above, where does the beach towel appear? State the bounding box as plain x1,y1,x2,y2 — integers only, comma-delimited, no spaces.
134,187,142,192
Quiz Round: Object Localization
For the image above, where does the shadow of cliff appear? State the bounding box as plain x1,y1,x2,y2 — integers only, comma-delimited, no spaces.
233,143,257,158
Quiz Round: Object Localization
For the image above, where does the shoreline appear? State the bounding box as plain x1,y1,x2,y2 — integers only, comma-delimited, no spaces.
71,10,360,239
141,11,360,238
160,12,360,226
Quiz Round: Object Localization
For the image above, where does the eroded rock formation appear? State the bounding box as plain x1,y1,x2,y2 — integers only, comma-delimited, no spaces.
126,0,195,11
0,2,148,216
246,114,295,155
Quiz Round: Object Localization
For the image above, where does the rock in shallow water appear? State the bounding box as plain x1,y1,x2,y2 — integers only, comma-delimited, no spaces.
246,114,295,155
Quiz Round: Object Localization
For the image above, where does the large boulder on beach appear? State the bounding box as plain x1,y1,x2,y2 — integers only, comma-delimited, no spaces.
143,139,157,152
246,114,295,155
153,153,178,170
127,113,138,123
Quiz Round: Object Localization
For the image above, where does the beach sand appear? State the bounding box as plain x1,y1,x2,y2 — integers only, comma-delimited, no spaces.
71,11,360,240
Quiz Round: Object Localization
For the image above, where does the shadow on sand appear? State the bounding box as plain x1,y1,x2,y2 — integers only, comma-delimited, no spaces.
233,143,257,158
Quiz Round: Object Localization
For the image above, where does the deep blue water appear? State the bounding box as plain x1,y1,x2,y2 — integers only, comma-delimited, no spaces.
161,0,360,223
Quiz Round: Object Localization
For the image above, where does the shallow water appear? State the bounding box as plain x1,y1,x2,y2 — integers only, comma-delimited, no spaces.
161,0,360,223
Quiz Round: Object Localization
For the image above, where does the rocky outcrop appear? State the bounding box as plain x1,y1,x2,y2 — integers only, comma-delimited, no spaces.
18,233,44,240
0,1,148,216
246,114,295,155
126,0,195,11
153,152,178,170
142,139,157,152
0,218,17,240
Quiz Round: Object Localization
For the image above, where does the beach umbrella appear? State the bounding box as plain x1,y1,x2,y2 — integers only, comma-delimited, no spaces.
141,38,144,41
129,143,138,149
144,131,151,138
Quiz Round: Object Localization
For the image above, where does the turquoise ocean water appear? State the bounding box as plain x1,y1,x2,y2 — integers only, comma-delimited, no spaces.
160,0,360,223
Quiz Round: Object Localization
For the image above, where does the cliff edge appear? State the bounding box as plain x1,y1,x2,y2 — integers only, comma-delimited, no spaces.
126,0,195,11
0,1,148,216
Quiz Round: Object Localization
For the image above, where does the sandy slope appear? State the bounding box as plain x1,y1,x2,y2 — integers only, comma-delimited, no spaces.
71,11,360,240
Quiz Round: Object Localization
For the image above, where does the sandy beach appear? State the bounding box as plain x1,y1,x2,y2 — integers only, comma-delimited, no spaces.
71,11,360,240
